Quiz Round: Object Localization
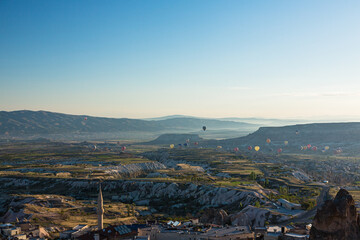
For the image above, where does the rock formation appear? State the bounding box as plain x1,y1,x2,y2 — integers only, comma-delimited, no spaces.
310,189,360,240
199,208,230,225
230,205,289,227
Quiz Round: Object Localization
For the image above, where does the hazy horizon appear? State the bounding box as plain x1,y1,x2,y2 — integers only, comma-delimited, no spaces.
2,109,360,123
1,0,360,119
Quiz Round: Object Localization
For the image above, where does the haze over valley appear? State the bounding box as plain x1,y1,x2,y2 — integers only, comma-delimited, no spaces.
1,0,360,239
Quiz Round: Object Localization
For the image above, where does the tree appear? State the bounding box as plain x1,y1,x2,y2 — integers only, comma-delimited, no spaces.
131,203,135,216
126,204,130,217
279,186,288,195
265,178,269,187
249,171,257,181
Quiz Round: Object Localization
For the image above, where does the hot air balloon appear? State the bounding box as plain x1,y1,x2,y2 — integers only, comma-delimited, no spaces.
307,144,311,148
194,142,199,146
300,146,304,150
217,146,222,149
325,146,330,150
184,143,188,147
312,146,317,151
186,139,190,143
284,141,288,146
303,146,308,150
266,138,271,144
121,146,126,151
248,146,252,150
202,126,206,131
234,147,239,152
334,148,343,154
254,146,260,151
178,144,182,147
84,117,88,121
277,148,282,153
170,144,174,149
296,130,299,135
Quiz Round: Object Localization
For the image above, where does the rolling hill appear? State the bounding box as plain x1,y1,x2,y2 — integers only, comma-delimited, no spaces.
203,122,360,155
142,133,203,145
0,110,257,140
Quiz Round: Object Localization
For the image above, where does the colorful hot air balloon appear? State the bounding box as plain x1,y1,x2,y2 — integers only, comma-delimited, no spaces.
202,126,206,131
186,139,190,143
254,146,260,151
277,148,282,153
334,148,343,154
325,146,330,150
194,142,199,146
234,147,239,152
248,146,252,150
121,146,126,151
266,138,271,144
300,146,304,150
307,144,311,148
184,143,188,147
170,144,174,149
312,146,317,151
284,141,288,145
217,146,222,149
84,117,87,121
303,146,308,150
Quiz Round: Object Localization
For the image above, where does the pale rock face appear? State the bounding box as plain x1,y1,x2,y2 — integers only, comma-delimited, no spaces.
230,206,289,227
310,189,360,240
101,162,166,177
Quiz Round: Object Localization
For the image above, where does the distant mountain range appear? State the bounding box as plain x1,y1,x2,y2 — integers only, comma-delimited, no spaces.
0,110,258,140
144,115,302,126
145,115,360,126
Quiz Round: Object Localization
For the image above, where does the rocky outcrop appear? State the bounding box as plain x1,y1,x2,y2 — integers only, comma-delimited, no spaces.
230,206,289,227
100,162,166,177
310,189,360,240
199,208,230,225
0,208,31,222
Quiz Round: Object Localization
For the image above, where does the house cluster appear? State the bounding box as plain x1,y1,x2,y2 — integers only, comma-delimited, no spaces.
0,221,50,240
57,221,311,240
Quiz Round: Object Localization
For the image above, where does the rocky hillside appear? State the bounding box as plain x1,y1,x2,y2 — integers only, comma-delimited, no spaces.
310,189,360,239
0,177,264,215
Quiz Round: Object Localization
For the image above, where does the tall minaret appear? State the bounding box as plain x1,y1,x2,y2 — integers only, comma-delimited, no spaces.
97,183,104,230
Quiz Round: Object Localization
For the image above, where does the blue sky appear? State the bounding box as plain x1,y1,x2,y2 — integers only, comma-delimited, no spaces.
1,0,359,119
